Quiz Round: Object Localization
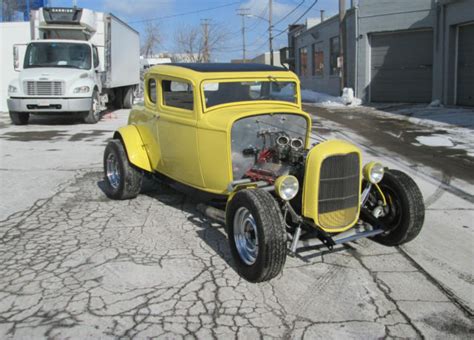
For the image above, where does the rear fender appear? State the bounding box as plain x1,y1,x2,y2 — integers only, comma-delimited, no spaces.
113,125,152,172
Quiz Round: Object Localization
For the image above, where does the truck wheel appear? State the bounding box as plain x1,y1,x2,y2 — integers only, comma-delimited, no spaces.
122,86,134,109
372,169,425,246
103,139,143,200
84,90,101,124
10,112,29,125
226,189,287,282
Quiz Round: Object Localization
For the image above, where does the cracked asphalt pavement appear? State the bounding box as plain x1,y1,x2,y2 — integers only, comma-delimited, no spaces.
0,110,473,339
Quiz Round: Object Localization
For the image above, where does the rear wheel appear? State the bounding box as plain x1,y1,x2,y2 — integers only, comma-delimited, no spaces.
103,139,143,200
226,189,287,282
83,89,101,124
10,111,29,125
371,169,425,246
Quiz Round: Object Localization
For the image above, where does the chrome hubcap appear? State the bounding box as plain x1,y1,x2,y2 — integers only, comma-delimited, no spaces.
106,153,120,189
233,207,259,265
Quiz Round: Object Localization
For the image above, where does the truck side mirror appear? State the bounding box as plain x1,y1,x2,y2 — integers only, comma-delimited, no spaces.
13,44,26,72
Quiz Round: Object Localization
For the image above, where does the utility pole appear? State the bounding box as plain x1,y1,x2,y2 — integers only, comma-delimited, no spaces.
269,0,274,65
237,8,250,62
339,0,347,92
201,19,210,63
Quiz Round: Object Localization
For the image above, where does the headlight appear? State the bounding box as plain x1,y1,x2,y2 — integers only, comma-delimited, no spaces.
275,175,299,201
8,85,17,93
363,162,384,184
73,86,90,94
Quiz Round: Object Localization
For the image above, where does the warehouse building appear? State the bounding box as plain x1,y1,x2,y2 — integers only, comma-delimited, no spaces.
281,0,474,106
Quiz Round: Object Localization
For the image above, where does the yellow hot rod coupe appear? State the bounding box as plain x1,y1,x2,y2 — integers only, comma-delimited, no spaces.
103,63,424,282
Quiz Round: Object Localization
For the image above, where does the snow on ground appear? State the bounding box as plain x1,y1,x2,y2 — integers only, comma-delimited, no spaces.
301,88,362,107
369,104,474,157
415,135,454,147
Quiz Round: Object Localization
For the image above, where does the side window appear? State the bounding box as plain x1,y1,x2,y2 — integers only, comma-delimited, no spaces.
93,46,99,68
148,78,157,104
162,80,193,110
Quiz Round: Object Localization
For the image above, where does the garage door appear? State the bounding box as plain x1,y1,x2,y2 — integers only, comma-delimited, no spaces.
370,30,433,103
457,24,474,106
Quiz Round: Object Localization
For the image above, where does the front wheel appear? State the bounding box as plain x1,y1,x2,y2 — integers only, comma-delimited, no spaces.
371,169,425,246
10,111,29,125
103,139,143,200
226,189,287,282
83,90,101,124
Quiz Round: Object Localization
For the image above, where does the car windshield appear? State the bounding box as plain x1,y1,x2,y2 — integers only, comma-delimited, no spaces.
203,80,297,108
24,42,92,70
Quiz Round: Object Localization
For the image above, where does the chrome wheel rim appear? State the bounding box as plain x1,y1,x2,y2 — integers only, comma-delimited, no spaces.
233,207,259,265
106,153,120,189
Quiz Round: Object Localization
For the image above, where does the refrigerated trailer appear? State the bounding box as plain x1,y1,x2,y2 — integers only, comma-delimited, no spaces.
7,7,140,124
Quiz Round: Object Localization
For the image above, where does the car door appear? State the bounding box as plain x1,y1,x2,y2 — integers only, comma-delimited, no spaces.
157,77,204,187
134,76,162,170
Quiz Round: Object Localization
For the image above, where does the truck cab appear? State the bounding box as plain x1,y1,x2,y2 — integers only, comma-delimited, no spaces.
7,7,139,125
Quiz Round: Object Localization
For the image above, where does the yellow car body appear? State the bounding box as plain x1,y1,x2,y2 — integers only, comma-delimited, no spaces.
117,64,363,233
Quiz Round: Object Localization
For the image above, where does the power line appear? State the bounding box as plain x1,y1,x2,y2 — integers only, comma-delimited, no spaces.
273,0,319,39
129,1,241,24
272,0,305,27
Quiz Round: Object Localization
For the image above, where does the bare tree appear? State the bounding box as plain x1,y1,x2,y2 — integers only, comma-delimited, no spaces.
141,22,161,57
174,21,227,62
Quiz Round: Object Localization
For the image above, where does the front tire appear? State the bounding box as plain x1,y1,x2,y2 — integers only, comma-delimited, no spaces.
103,139,143,200
84,89,101,124
372,169,425,246
122,86,134,109
10,111,29,125
226,189,287,282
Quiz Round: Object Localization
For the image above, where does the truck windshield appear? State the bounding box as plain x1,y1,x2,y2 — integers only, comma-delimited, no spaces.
203,81,297,108
24,42,92,70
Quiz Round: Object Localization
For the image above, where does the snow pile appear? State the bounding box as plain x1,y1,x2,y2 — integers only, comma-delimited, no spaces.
301,88,362,107
415,135,454,147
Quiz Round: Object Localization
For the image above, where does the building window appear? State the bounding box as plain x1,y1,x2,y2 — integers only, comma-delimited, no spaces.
312,43,324,76
330,36,340,76
299,47,308,77
148,78,156,104
162,80,193,110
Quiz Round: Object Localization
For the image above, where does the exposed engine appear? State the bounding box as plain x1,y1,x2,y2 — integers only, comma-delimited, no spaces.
242,130,306,184
231,113,309,184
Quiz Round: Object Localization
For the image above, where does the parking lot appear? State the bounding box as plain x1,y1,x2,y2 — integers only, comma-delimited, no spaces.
0,108,472,339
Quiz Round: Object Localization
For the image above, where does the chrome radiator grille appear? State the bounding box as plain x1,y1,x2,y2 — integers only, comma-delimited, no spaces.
318,153,360,229
25,81,64,96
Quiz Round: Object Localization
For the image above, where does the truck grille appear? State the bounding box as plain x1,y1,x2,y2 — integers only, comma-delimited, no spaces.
318,153,360,229
25,81,64,96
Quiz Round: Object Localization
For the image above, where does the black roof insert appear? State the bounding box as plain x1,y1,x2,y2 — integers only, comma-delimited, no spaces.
168,63,287,73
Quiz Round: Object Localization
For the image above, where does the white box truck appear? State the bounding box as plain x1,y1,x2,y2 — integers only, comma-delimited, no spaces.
7,7,140,124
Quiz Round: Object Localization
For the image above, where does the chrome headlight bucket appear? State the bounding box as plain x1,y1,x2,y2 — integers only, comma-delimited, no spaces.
275,175,299,201
363,162,384,184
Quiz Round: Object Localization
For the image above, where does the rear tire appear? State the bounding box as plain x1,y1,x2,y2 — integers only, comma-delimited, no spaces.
103,139,143,200
122,86,134,109
83,89,101,124
372,169,425,246
10,111,29,125
226,189,287,282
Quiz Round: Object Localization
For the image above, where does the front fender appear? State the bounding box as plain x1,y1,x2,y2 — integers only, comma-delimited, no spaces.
114,125,152,172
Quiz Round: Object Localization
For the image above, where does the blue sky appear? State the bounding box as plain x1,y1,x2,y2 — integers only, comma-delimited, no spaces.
48,0,340,61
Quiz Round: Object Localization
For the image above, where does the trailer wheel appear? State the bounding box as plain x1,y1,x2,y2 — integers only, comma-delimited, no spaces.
10,112,29,125
372,169,425,246
226,189,287,282
122,86,134,109
103,139,143,200
84,89,101,124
